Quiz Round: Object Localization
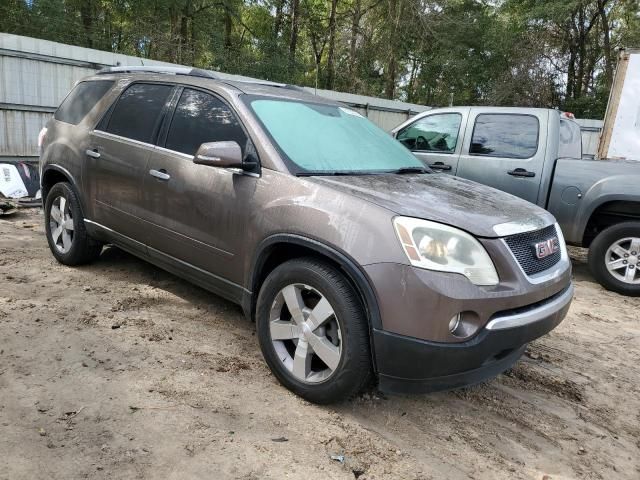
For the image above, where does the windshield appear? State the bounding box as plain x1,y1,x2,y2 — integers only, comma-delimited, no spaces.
246,97,425,174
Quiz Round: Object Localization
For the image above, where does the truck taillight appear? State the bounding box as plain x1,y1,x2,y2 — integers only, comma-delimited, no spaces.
38,127,48,149
562,112,575,119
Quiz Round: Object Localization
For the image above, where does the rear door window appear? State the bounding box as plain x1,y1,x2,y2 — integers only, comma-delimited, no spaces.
397,113,461,153
470,114,539,159
104,83,173,143
54,80,114,125
165,88,247,156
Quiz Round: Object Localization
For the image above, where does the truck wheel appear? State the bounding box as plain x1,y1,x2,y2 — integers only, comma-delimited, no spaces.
44,182,103,266
588,222,640,296
256,258,372,404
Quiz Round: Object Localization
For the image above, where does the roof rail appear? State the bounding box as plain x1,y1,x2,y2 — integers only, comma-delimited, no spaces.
96,66,218,79
283,84,307,92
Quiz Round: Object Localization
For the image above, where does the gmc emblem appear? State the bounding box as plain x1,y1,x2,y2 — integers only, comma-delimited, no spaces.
534,237,560,259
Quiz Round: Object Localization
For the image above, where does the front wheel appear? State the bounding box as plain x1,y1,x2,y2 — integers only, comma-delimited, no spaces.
588,222,640,296
256,258,372,404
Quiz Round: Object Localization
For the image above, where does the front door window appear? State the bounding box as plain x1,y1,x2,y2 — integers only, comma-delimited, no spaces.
397,113,462,153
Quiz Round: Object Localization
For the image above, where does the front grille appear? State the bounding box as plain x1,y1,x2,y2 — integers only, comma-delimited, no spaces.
504,224,561,275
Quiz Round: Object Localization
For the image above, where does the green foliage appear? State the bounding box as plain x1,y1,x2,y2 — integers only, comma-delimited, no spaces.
1,0,638,117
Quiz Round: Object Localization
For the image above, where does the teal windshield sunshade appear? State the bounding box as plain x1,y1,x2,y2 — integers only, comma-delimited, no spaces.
251,99,423,173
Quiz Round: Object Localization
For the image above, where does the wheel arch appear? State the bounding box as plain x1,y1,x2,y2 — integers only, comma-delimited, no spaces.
41,165,87,217
247,234,382,327
582,199,640,248
245,234,382,373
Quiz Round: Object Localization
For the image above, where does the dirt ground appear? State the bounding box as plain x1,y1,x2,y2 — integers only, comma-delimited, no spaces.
1,209,638,480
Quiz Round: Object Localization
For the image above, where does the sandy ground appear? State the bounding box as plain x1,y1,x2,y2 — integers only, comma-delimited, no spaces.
0,209,638,480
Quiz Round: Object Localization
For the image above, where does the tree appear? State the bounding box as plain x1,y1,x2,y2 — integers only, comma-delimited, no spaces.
2,0,638,118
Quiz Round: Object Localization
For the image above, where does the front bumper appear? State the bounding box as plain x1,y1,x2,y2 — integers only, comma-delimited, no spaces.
374,284,574,394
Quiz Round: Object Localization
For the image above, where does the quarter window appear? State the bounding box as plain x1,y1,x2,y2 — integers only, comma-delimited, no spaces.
55,80,114,125
165,88,247,156
470,114,539,159
104,83,173,143
397,113,462,153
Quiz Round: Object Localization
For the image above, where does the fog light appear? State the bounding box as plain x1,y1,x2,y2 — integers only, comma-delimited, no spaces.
448,311,481,339
449,314,462,333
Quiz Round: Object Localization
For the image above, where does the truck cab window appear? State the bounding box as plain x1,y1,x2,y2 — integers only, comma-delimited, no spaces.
397,113,462,153
470,114,539,159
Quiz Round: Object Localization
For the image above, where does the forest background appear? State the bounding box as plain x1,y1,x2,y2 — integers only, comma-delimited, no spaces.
3,0,639,118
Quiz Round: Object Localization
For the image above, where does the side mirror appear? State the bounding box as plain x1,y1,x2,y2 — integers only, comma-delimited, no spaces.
194,141,248,169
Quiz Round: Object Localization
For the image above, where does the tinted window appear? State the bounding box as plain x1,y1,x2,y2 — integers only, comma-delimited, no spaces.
165,89,247,156
54,80,114,125
105,83,173,143
397,113,461,153
470,114,539,159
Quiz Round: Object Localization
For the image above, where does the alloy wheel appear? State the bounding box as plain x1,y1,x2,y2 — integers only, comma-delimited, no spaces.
269,284,342,383
49,195,74,254
605,237,640,284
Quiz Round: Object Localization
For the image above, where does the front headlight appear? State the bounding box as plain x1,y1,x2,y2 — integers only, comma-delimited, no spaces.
393,217,499,286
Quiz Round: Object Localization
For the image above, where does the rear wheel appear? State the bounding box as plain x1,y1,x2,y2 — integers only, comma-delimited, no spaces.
256,258,371,404
588,222,640,296
44,182,102,265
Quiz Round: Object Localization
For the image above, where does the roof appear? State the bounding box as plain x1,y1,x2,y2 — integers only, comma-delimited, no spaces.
94,66,339,103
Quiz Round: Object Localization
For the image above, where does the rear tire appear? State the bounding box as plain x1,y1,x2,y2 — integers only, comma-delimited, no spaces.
44,182,102,266
588,222,640,296
256,258,372,404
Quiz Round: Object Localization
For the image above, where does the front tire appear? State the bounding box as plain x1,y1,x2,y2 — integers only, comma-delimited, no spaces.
588,222,640,296
256,258,372,404
44,182,102,266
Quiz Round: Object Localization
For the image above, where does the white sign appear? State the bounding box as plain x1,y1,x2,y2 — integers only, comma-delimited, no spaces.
608,53,640,161
0,164,29,198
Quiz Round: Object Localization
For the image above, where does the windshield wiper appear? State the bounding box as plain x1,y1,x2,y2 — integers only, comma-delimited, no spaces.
297,170,379,177
393,167,429,174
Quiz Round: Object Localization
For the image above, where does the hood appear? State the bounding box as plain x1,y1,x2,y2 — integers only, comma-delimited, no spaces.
307,173,555,238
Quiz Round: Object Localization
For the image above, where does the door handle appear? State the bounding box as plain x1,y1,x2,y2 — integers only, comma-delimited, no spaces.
85,149,100,159
428,162,452,171
507,168,535,178
149,169,170,181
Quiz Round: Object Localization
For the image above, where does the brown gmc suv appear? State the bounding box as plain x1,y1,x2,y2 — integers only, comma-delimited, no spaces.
39,66,573,403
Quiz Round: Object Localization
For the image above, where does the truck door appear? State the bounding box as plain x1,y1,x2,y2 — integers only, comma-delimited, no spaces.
456,109,547,204
394,109,468,174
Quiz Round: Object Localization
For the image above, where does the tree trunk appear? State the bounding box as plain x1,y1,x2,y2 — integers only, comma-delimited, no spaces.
273,0,284,39
289,0,300,59
385,0,400,99
407,56,418,103
180,14,189,63
348,0,362,88
79,0,93,48
567,45,576,100
598,0,613,88
325,0,339,89
224,7,233,49
575,7,586,99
